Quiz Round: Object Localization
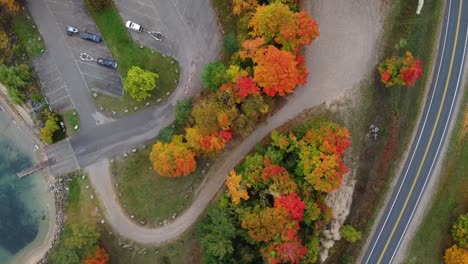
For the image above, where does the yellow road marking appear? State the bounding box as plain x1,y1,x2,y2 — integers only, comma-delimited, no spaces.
376,0,464,262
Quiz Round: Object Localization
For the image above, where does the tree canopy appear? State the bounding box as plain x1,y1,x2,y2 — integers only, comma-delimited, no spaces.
123,66,159,102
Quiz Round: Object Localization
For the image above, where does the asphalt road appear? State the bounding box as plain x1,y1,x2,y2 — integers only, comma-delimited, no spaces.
362,0,468,263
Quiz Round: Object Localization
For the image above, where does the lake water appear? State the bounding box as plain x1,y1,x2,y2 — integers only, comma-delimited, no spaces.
0,111,50,264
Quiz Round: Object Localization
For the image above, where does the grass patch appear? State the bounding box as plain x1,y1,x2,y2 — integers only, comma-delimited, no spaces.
11,8,45,59
86,4,180,116
62,109,80,136
324,0,444,262
404,90,468,264
112,145,208,227
56,170,201,263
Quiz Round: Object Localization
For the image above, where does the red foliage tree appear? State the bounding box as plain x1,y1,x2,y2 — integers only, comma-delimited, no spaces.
253,45,301,97
378,51,423,87
274,192,306,221
234,75,260,99
400,51,423,87
82,247,110,264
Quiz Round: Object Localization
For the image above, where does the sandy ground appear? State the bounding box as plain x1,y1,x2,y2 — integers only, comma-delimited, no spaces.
85,0,383,245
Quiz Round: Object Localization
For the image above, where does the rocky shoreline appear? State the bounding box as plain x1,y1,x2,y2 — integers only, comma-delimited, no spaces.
37,176,72,264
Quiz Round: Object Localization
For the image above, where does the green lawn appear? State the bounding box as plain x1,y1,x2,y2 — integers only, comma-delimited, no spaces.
112,146,208,227
86,5,180,115
404,91,467,264
62,109,80,136
52,170,202,263
11,8,45,59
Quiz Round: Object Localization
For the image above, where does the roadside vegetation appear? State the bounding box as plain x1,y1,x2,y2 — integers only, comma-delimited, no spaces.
405,91,467,264
197,118,352,263
84,1,180,116
62,109,80,136
48,170,201,264
324,0,444,262
0,2,68,144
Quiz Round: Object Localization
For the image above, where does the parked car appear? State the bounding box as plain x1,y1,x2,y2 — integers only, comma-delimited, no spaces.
125,20,143,32
96,58,118,69
79,32,102,43
66,25,79,36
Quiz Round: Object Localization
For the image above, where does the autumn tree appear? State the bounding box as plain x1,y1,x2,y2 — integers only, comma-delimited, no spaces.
444,245,468,264
452,213,468,248
232,0,258,15
0,0,19,12
150,135,197,177
241,207,292,242
274,192,305,221
249,3,319,51
270,240,308,264
234,75,260,99
190,95,225,135
226,170,249,205
254,45,301,96
296,122,351,192
123,66,159,102
378,51,423,88
340,225,362,243
82,247,110,264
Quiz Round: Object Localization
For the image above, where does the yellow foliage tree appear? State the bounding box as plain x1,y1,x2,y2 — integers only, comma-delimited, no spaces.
445,245,468,264
226,170,249,205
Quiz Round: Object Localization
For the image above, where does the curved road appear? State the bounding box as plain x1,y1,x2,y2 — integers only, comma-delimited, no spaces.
362,0,468,263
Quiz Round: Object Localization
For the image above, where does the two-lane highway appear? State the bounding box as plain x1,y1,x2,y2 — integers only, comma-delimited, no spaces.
362,0,468,263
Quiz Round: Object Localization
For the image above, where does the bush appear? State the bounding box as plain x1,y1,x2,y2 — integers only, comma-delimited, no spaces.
0,30,12,64
340,225,362,243
84,0,112,12
0,64,31,104
156,126,174,143
123,66,159,102
39,112,59,144
201,61,230,91
175,96,194,128
223,33,238,53
452,213,468,248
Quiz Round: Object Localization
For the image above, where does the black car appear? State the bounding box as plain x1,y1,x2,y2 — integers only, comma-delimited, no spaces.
96,58,118,69
79,32,102,43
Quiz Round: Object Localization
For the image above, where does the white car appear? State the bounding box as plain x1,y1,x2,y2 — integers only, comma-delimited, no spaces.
125,20,143,32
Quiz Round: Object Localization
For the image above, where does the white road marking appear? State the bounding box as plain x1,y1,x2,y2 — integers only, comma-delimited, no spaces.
45,85,66,96
364,0,453,262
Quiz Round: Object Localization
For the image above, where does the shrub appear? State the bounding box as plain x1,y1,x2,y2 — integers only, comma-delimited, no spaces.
156,126,174,143
340,225,362,243
39,112,59,144
223,33,238,53
84,0,112,12
201,61,230,91
0,64,31,104
0,30,12,63
175,96,194,128
452,213,468,248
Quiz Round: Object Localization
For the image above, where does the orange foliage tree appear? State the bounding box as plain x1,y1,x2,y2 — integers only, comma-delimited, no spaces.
241,207,292,242
150,135,197,177
232,0,258,15
253,45,301,96
444,245,468,264
82,247,110,264
0,0,19,12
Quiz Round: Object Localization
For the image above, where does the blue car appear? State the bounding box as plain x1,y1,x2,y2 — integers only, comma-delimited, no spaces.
79,32,102,43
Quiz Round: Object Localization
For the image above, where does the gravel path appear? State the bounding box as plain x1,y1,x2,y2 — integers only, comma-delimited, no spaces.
85,0,383,244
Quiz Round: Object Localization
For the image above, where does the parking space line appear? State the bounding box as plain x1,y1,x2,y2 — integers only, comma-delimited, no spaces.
136,0,157,10
75,59,120,75
81,72,122,86
49,94,70,105
37,66,59,78
73,60,91,93
45,85,67,96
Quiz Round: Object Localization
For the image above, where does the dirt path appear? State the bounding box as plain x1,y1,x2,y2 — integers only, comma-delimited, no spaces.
85,0,383,244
